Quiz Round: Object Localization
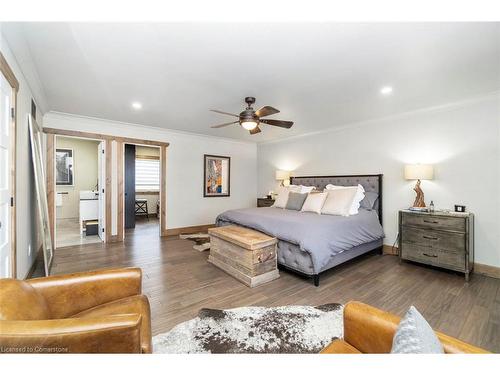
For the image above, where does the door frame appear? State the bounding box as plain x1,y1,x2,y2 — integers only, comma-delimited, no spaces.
122,142,163,237
50,135,106,248
1,52,19,278
44,127,169,244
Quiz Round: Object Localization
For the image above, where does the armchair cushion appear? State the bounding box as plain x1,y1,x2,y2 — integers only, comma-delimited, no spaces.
73,295,152,353
0,314,143,353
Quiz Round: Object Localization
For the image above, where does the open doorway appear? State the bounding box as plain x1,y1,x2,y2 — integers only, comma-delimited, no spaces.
55,136,105,248
124,144,160,237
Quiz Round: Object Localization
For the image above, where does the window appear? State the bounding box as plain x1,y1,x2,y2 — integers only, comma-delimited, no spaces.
135,158,160,191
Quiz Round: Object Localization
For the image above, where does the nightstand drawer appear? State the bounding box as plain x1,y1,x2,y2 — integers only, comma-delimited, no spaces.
401,227,465,253
402,213,465,232
401,244,465,271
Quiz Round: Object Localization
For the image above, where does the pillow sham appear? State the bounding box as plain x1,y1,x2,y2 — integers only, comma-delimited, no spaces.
321,187,359,216
285,192,308,211
301,192,328,214
324,184,365,215
391,306,444,354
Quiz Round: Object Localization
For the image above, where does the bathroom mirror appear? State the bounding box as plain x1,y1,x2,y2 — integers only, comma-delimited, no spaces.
28,115,53,276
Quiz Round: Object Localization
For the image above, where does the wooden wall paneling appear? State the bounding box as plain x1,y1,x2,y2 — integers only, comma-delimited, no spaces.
160,145,167,236
117,141,124,241
46,134,55,250
105,139,112,243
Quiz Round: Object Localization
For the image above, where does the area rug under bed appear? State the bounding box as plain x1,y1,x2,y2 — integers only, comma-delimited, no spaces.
153,303,343,353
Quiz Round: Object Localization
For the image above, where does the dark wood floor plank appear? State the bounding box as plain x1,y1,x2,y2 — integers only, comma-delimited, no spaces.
40,218,500,352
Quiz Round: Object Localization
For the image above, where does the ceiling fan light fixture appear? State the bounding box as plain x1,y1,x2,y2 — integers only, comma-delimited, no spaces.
241,120,258,130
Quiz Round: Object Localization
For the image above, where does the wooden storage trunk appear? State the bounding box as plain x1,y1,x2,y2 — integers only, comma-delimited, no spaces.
208,225,279,287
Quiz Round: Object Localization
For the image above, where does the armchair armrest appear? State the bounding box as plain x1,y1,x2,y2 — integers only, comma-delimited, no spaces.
0,314,143,353
28,268,142,318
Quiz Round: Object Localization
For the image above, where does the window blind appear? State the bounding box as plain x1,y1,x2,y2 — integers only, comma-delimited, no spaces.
136,158,160,191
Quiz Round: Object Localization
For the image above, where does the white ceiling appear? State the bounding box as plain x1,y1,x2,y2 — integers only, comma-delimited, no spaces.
3,22,499,142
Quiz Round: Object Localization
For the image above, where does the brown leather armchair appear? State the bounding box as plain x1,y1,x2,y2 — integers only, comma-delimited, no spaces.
0,267,152,353
321,301,489,354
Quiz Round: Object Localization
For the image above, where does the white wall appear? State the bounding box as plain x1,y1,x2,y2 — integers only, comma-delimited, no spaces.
43,112,258,229
1,35,44,278
258,94,500,268
56,137,100,219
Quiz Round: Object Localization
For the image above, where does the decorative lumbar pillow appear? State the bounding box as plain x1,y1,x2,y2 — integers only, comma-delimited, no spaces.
391,306,444,354
285,192,308,211
301,192,328,214
323,184,365,215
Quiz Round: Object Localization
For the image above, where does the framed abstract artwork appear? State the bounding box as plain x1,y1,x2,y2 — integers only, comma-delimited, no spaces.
204,154,230,197
56,148,74,186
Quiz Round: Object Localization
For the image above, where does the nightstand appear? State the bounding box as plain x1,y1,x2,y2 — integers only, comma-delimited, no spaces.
257,198,275,207
398,210,474,281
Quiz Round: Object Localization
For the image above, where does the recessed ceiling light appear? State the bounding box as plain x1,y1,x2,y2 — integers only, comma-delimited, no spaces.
131,102,142,110
380,86,393,95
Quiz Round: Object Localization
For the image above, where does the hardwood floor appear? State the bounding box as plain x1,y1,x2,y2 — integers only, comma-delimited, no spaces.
45,219,500,353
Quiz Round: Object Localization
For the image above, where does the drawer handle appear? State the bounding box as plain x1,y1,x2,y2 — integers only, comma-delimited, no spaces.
422,235,439,240
423,220,439,224
422,253,438,258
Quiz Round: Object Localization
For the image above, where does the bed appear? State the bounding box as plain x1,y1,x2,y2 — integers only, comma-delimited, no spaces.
216,174,384,286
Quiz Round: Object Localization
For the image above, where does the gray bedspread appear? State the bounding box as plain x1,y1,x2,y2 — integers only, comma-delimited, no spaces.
216,207,384,272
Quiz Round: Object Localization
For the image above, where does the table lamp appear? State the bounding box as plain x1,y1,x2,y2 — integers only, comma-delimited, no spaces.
275,170,290,187
404,164,434,207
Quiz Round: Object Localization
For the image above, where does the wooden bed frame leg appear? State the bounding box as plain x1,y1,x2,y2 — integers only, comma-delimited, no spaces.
313,274,320,287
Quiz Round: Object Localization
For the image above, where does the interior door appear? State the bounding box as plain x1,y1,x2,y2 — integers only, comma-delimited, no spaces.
97,141,105,241
0,73,12,278
124,144,136,229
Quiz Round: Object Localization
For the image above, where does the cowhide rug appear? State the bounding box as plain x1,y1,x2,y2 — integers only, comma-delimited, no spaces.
179,233,210,251
153,303,343,354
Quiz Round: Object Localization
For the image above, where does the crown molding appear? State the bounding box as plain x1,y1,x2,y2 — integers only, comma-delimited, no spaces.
43,111,258,146
259,91,500,145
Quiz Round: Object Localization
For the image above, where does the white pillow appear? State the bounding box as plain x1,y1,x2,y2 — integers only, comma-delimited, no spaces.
272,186,301,208
324,184,365,215
301,192,328,214
299,185,315,194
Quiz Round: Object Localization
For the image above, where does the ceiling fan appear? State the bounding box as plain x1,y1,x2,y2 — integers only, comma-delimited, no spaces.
210,97,293,135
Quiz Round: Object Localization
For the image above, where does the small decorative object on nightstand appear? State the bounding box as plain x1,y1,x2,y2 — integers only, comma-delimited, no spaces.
404,164,434,208
399,209,474,281
257,197,275,207
275,170,290,187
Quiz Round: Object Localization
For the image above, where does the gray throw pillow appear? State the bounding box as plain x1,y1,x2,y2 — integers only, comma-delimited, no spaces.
360,191,379,210
391,306,444,354
285,192,308,211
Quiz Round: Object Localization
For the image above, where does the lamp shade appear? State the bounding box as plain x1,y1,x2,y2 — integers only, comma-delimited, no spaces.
275,170,290,181
404,164,434,180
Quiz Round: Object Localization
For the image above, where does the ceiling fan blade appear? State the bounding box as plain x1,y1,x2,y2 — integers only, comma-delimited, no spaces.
255,106,280,118
210,109,239,118
211,121,239,128
249,126,261,135
260,119,294,128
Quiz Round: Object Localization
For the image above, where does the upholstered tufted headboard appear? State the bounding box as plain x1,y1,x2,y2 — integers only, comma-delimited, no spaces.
290,174,383,225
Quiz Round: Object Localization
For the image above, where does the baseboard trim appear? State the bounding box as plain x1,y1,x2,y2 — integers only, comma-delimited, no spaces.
474,263,500,279
383,244,399,256
25,245,43,279
166,224,215,236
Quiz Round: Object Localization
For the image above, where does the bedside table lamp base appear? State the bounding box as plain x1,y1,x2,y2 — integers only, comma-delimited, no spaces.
412,179,426,208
